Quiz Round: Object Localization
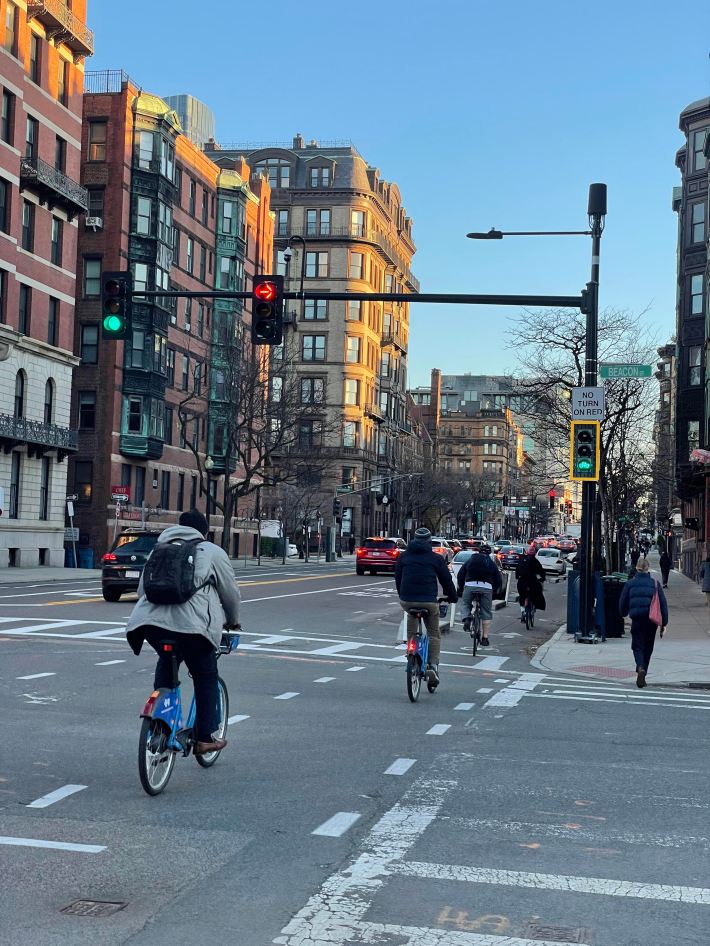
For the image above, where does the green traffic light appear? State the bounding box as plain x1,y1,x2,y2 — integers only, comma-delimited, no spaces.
577,459,593,471
103,314,123,333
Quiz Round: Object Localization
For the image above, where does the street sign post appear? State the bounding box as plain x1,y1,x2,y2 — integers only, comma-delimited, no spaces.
571,386,605,421
599,364,653,379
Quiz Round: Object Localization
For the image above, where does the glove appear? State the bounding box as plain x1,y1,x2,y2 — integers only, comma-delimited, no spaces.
448,595,458,604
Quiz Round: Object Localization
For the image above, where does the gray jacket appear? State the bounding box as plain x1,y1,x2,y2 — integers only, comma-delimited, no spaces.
126,525,241,652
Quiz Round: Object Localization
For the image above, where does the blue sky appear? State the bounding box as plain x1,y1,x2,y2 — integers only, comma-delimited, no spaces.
89,0,710,387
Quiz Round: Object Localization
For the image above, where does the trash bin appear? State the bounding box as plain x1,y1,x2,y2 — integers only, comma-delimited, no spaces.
64,547,76,568
77,547,94,569
601,575,626,638
566,571,580,635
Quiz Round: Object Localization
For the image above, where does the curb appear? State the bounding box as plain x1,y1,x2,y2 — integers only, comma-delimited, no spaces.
529,624,567,672
0,570,102,585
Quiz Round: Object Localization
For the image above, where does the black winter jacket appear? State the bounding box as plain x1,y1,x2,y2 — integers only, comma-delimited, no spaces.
457,552,503,596
395,538,458,603
619,572,668,626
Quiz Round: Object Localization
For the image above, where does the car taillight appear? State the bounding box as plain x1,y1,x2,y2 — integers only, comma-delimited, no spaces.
356,548,366,556
387,549,398,557
102,553,117,562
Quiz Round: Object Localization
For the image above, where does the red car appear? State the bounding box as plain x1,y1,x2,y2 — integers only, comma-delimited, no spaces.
356,537,407,575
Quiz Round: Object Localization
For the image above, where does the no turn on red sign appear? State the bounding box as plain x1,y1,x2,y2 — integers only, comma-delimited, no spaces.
571,386,605,420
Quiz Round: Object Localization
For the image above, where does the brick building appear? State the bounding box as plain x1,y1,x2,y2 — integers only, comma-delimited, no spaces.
69,72,272,563
0,0,92,567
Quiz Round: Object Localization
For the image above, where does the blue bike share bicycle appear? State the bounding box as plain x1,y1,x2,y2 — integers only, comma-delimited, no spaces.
405,598,447,702
138,629,240,795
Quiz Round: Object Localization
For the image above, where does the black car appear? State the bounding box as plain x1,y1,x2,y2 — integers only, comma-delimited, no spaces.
101,530,161,601
496,544,527,570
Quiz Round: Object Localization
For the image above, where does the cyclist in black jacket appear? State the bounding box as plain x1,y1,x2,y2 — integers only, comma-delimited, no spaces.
456,545,502,647
516,549,546,621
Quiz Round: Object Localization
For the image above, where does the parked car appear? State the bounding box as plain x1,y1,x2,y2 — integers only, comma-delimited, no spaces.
497,544,527,569
430,537,454,563
287,543,299,557
101,529,162,601
536,547,567,575
355,537,407,575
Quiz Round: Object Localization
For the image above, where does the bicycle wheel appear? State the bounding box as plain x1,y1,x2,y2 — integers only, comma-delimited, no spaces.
138,718,175,796
471,609,480,657
195,677,229,768
406,654,422,702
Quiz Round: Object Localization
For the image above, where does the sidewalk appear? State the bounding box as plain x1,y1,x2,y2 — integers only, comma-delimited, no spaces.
532,555,710,686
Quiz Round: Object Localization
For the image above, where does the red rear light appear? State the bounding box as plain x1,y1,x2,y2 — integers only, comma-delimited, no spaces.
162,643,173,653
356,548,366,556
407,638,417,653
102,553,117,562
387,549,398,557
141,690,160,715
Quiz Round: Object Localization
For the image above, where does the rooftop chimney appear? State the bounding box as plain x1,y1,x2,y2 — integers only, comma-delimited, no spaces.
293,133,305,149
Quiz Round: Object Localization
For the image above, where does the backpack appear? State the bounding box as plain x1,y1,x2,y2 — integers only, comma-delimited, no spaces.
143,538,210,605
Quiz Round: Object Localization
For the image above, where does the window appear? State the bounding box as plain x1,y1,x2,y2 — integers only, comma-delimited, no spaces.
74,460,93,505
380,351,390,377
134,466,146,506
80,324,98,363
54,135,66,172
271,376,283,402
157,202,172,244
201,189,209,225
1,89,14,144
138,131,154,169
136,197,151,235
190,475,198,509
689,346,702,386
18,284,30,334
301,377,324,403
306,208,331,235
693,129,708,172
255,158,290,189
166,347,175,386
276,208,288,236
57,58,68,105
347,300,362,321
691,274,705,315
21,200,35,252
343,421,359,448
351,210,365,236
9,451,20,518
78,391,96,429
214,369,225,400
50,217,63,266
688,419,700,451
305,251,328,278
88,188,104,219
302,335,326,361
188,178,196,215
182,354,190,391
221,200,233,234
310,166,330,187
298,419,321,448
199,243,206,282
304,299,327,320
0,268,6,323
43,379,54,424
197,302,204,337
39,457,51,520
153,334,167,374
25,116,39,160
126,396,143,433
349,252,364,279
194,362,202,395
186,237,193,273
14,371,24,417
129,328,146,369
184,298,192,333
4,2,17,55
691,202,706,244
344,378,360,406
84,258,101,296
346,336,360,363
88,121,107,162
160,139,174,181
0,178,9,233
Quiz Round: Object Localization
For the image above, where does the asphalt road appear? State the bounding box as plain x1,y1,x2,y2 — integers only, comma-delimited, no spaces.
1,565,709,946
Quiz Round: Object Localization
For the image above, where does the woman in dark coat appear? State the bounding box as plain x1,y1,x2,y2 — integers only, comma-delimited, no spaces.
659,550,672,588
515,550,546,619
619,557,668,688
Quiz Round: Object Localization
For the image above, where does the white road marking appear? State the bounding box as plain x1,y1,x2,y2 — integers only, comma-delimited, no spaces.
345,666,364,672
342,922,594,946
16,672,55,680
76,627,127,638
274,692,299,700
0,588,98,600
252,634,294,645
384,758,416,776
95,660,125,666
484,672,545,708
1,620,84,634
454,702,475,711
529,692,710,709
426,724,451,736
495,678,508,682
310,641,364,656
243,580,390,604
312,811,362,837
26,784,87,809
0,836,104,854
474,656,509,670
314,677,336,683
227,714,250,724
394,859,710,904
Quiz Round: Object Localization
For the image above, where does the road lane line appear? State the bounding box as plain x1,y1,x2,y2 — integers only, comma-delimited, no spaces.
426,724,451,736
274,692,299,700
0,836,104,854
227,714,250,724
454,702,474,711
241,572,352,588
473,656,509,670
484,672,545,708
314,677,336,683
348,922,593,945
26,784,87,808
252,634,296,645
16,672,55,680
310,642,364,656
0,588,99,600
312,812,362,837
384,758,415,776
95,660,125,666
344,666,364,672
243,580,389,604
477,688,493,693
394,859,710,903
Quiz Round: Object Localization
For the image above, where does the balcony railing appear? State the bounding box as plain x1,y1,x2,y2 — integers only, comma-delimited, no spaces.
20,156,89,220
380,332,407,354
0,413,78,459
27,0,94,58
84,70,135,94
365,402,385,423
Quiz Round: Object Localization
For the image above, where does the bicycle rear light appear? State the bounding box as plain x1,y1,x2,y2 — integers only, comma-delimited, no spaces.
407,638,417,653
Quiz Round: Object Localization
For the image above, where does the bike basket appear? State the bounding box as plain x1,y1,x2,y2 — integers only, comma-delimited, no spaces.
438,602,449,618
219,632,240,654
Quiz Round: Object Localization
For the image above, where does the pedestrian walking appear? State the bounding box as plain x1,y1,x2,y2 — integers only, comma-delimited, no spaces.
700,553,710,607
619,557,668,688
630,548,640,569
659,549,672,588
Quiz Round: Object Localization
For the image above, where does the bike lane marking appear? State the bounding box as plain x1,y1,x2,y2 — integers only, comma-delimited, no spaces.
384,758,416,776
95,660,125,666
427,724,451,736
16,672,55,680
227,714,250,724
312,812,362,837
26,784,87,808
0,836,104,854
274,692,299,700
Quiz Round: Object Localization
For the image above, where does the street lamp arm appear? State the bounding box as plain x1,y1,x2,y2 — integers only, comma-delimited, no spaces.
466,229,592,239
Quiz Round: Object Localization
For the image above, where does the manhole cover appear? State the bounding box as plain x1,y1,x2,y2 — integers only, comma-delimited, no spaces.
570,664,635,678
523,923,590,943
61,900,127,917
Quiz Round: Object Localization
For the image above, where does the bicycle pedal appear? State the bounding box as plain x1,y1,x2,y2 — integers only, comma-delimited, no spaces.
174,728,192,752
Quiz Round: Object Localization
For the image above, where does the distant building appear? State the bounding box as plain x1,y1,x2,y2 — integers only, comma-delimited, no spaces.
652,342,676,531
0,1,93,567
163,94,215,149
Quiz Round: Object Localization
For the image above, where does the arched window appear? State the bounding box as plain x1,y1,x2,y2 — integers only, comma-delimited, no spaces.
44,378,54,424
14,371,25,419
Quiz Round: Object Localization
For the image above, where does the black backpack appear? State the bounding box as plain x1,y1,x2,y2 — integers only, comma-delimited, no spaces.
143,538,210,605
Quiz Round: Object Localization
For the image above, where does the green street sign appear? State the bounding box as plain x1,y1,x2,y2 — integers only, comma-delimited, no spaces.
599,363,653,379
336,485,353,494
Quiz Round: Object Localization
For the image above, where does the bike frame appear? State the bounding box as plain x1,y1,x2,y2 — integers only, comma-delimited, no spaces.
406,617,429,673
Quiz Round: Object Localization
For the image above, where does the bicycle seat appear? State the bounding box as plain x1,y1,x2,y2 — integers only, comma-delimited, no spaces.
408,609,429,618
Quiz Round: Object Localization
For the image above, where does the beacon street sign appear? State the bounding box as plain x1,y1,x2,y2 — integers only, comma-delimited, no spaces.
571,387,605,420
599,363,653,379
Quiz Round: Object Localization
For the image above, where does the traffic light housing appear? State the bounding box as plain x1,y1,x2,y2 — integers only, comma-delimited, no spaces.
570,420,600,481
101,271,132,339
332,497,342,519
251,275,284,345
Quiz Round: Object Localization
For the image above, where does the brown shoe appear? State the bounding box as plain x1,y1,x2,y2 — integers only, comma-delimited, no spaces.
636,669,646,689
195,737,227,755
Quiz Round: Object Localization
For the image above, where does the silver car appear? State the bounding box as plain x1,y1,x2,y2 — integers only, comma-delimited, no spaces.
536,548,567,575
